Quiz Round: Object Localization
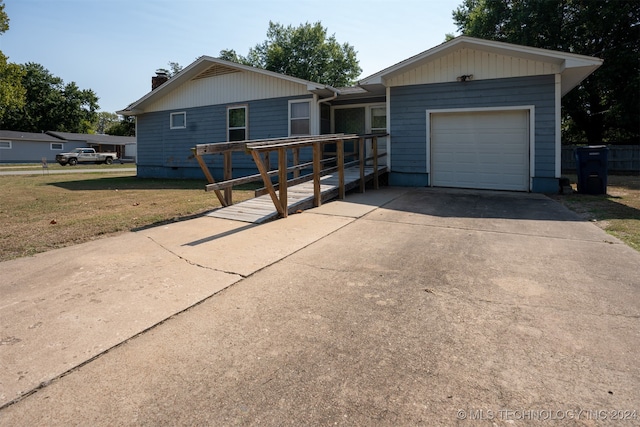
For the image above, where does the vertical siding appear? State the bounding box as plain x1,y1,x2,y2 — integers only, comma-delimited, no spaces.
137,95,312,179
387,48,560,87
146,72,311,113
390,74,556,177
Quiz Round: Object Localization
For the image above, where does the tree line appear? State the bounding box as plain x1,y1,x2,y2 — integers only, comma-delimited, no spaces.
452,0,639,145
1,1,638,143
0,1,132,136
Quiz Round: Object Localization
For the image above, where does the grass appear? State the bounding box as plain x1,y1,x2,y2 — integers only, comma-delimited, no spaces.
0,170,254,262
552,174,640,252
1,168,638,262
0,162,135,171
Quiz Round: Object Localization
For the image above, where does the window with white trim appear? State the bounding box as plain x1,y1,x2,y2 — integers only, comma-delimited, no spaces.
170,112,186,129
227,106,247,141
51,142,64,150
370,107,387,134
289,100,311,136
0,140,11,149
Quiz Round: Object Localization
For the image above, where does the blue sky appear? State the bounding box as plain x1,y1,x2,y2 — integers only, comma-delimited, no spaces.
1,0,462,114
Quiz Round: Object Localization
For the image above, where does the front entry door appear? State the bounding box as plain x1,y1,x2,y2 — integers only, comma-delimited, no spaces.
332,106,387,166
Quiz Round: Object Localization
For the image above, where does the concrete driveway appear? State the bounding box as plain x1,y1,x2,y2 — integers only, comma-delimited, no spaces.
1,188,638,425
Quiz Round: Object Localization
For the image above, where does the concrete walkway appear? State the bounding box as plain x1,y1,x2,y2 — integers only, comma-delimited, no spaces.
1,188,638,425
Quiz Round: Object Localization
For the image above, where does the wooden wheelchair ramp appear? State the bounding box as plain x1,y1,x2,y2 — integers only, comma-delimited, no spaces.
207,165,385,223
193,133,388,224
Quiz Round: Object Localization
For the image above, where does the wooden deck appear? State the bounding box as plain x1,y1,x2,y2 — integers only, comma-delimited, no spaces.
207,165,386,223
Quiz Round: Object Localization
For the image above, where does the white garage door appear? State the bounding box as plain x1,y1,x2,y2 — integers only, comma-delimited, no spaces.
430,110,530,191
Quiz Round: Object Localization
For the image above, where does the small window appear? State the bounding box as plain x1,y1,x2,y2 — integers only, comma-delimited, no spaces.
51,143,64,150
170,112,186,129
0,140,11,149
289,100,310,136
371,107,387,133
228,106,247,141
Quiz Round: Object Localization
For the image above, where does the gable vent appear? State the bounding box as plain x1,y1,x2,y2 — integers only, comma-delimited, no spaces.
193,64,241,80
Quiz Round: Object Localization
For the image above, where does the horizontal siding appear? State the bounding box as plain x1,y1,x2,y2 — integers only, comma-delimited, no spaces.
146,71,310,113
390,75,556,176
0,141,85,163
388,47,561,87
137,95,312,179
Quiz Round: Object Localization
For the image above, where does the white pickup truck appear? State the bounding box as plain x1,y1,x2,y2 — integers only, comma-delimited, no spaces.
55,148,118,166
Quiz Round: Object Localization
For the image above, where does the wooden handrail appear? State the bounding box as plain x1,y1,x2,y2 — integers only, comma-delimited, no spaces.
206,157,338,192
192,133,388,217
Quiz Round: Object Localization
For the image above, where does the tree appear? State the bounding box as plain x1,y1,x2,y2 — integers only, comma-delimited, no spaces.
93,111,119,134
218,49,246,64
157,61,184,78
0,0,8,35
0,52,25,125
221,21,361,87
3,63,99,133
452,0,640,144
0,1,26,125
106,115,135,136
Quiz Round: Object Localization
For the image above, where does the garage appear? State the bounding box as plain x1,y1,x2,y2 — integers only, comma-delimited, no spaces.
429,109,530,191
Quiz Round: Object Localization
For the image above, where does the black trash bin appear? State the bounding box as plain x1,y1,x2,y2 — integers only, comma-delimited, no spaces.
575,145,608,194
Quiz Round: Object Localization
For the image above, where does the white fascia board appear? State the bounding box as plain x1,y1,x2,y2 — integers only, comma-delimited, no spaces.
117,56,213,115
119,56,328,114
359,38,457,85
195,56,327,90
358,35,603,88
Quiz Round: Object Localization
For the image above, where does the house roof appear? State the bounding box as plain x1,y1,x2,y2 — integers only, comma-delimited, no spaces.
0,130,64,142
117,56,338,116
358,36,603,96
46,132,136,145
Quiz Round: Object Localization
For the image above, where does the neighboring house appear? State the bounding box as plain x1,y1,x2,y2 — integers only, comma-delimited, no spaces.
0,130,84,163
0,131,137,164
46,132,137,162
118,36,602,192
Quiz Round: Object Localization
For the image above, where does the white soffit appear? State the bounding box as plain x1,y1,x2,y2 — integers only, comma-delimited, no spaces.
358,36,602,95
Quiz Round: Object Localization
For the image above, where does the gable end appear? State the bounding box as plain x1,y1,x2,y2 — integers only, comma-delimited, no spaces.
193,64,241,80
386,47,562,87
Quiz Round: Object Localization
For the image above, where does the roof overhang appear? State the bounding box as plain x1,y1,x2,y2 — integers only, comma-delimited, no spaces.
117,57,332,116
357,36,603,96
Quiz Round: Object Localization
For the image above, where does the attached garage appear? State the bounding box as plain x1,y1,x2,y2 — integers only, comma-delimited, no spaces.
357,36,603,193
428,109,531,191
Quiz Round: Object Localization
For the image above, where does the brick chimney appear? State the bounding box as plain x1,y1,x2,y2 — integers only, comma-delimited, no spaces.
151,70,169,90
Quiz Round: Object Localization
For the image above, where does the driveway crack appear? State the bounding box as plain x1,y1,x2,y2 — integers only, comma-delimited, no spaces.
145,235,246,278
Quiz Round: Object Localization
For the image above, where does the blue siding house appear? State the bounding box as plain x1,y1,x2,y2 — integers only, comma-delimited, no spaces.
119,36,602,192
0,131,136,164
0,131,78,163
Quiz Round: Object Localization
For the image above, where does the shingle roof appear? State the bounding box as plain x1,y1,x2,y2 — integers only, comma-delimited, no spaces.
45,132,136,145
0,130,64,142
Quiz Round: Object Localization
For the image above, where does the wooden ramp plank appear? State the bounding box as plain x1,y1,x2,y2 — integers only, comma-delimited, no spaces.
207,165,386,224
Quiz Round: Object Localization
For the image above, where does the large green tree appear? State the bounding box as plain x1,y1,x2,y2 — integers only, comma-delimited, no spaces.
105,115,135,136
0,0,26,125
220,21,361,87
3,63,99,133
0,52,25,125
453,0,640,144
93,111,119,134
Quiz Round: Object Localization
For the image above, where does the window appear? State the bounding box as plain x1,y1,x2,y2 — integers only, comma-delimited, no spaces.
51,143,64,150
0,140,11,149
228,106,247,141
370,107,387,133
334,107,365,134
170,112,186,129
289,100,310,136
